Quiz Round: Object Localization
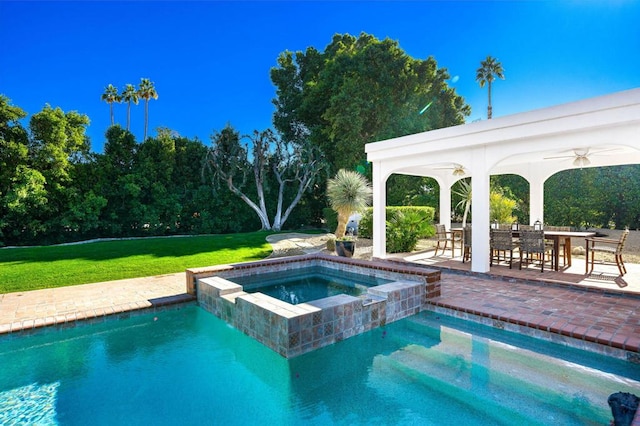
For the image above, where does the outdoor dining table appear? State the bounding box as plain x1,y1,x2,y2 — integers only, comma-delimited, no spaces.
541,230,595,271
491,229,596,271
507,230,596,271
458,228,596,271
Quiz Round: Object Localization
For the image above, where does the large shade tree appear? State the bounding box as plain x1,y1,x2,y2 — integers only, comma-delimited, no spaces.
0,95,36,244
204,125,327,231
0,95,29,198
475,55,505,119
24,105,92,243
138,78,158,141
270,32,470,174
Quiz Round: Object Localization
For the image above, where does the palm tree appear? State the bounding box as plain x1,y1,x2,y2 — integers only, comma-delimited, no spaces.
121,84,139,131
101,84,120,126
475,56,505,119
137,78,158,140
327,169,372,238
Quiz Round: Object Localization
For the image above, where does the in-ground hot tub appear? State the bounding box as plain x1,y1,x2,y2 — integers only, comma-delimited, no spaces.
186,254,441,358
235,265,394,305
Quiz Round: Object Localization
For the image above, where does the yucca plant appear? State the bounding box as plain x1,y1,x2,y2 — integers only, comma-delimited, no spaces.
326,169,372,239
453,178,472,227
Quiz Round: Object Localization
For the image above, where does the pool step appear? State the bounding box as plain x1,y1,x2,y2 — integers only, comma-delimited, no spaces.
378,334,618,424
220,291,248,304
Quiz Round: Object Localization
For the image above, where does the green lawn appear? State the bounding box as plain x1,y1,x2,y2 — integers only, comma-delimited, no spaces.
0,232,274,294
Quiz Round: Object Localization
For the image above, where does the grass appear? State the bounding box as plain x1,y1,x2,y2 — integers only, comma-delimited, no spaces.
0,232,275,294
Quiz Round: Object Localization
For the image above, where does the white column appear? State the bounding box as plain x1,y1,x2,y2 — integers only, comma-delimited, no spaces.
529,178,545,225
372,161,387,259
439,181,452,229
470,161,491,273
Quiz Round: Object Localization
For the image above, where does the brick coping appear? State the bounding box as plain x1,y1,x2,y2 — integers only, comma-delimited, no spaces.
186,253,441,295
0,293,195,337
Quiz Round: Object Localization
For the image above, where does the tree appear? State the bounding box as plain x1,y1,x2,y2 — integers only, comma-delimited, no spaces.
476,55,505,119
490,189,518,223
3,104,92,244
121,84,139,131
452,179,519,226
592,165,640,229
326,169,372,238
452,178,472,226
491,174,529,223
0,96,37,244
270,32,470,174
101,84,120,126
138,78,158,141
386,174,438,207
204,125,327,231
0,95,29,200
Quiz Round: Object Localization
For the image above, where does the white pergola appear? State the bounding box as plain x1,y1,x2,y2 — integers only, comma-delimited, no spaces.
365,88,640,273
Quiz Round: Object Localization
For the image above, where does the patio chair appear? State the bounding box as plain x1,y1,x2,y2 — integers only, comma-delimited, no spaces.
585,229,629,276
519,230,554,272
434,224,461,256
462,226,472,263
490,229,516,269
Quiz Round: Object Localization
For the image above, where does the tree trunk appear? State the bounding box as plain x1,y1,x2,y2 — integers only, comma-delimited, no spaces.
462,202,470,227
240,191,271,230
335,210,349,238
487,81,493,119
127,102,131,131
144,100,149,140
226,178,272,230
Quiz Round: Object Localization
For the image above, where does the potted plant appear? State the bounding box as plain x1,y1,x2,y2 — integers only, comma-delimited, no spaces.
326,169,372,257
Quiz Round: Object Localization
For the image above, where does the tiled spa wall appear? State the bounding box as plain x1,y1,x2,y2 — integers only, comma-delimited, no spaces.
186,254,441,358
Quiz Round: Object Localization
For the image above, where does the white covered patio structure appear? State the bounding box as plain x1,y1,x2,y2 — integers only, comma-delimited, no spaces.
365,88,640,273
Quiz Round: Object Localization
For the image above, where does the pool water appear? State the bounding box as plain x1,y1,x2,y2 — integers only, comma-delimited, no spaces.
233,266,392,304
1,305,638,425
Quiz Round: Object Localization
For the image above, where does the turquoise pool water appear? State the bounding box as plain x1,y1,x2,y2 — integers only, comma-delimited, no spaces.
1,305,638,425
233,266,392,304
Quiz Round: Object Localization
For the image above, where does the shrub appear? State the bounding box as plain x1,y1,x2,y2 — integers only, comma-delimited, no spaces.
358,206,435,252
490,190,518,224
322,208,338,233
386,210,432,252
358,209,373,238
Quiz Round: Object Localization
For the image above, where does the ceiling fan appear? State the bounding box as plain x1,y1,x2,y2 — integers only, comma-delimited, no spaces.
543,148,619,167
434,163,466,176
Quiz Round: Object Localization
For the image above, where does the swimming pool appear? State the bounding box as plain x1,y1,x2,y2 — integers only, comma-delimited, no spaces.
1,305,638,425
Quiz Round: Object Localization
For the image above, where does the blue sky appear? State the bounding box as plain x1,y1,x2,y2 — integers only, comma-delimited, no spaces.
1,1,639,153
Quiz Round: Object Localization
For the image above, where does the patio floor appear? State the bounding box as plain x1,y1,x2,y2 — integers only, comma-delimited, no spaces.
1,252,638,359
398,246,640,295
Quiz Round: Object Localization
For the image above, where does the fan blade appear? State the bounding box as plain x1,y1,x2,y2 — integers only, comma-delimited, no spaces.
543,155,574,160
588,147,621,156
